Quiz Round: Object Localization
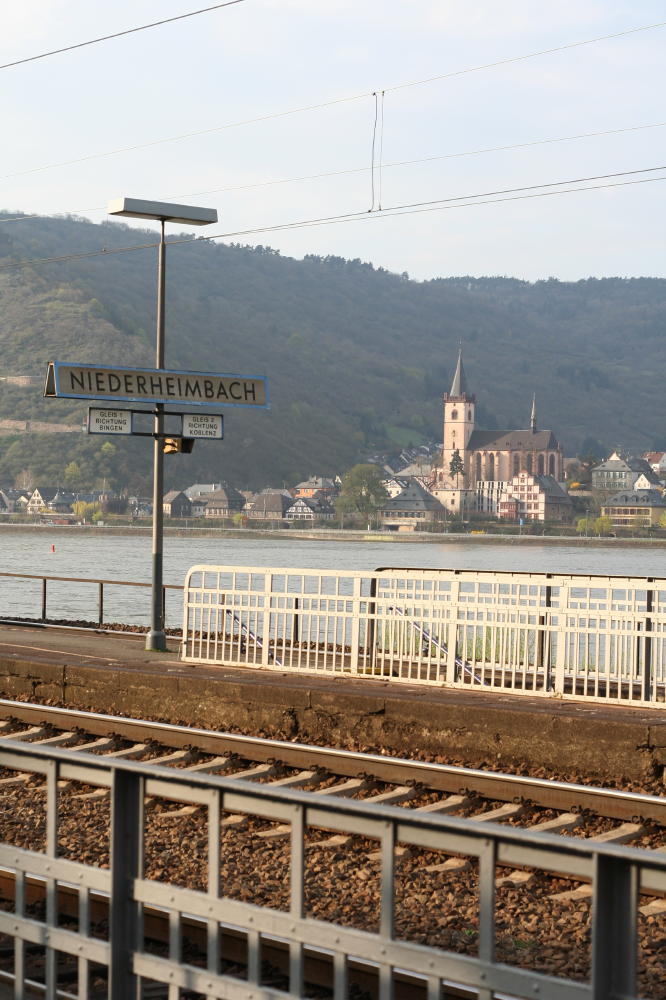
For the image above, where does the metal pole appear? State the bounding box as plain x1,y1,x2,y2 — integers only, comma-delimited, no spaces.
146,220,167,651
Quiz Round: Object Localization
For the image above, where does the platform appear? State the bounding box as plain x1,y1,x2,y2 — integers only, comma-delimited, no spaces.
0,622,664,780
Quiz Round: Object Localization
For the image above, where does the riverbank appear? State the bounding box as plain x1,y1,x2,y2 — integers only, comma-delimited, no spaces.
2,522,666,546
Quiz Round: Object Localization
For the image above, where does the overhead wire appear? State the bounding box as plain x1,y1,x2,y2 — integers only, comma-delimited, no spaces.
370,93,379,211
1,118,665,227
0,1,247,71
0,164,665,272
2,19,664,182
378,91,385,211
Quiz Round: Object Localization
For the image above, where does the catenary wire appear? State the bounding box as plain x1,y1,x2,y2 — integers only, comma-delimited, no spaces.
1,119,665,227
2,19,664,182
0,1,247,71
0,165,664,272
370,93,379,211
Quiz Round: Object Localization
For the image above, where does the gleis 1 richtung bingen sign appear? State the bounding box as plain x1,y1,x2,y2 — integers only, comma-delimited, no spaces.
88,408,133,435
44,361,269,409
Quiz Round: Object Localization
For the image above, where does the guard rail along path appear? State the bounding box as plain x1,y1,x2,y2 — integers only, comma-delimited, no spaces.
181,565,666,706
1,739,664,999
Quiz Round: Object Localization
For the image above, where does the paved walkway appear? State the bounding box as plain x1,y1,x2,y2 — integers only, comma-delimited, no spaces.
0,621,663,780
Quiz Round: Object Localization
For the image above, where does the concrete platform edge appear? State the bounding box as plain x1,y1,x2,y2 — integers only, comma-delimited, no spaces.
0,650,663,780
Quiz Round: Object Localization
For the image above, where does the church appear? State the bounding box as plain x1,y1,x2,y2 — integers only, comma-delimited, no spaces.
431,349,564,514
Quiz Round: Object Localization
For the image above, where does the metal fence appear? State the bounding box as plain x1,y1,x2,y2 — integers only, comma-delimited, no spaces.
181,565,666,706
0,740,663,999
0,571,183,629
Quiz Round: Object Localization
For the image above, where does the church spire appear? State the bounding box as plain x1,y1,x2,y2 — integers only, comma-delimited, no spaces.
449,346,470,398
530,393,537,433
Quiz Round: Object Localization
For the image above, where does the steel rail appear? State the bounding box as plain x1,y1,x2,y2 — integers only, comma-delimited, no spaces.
0,698,664,825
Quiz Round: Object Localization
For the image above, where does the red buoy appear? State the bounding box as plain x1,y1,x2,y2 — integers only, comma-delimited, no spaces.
51,544,55,553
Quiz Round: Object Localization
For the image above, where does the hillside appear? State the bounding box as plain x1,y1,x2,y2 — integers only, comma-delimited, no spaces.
0,211,664,491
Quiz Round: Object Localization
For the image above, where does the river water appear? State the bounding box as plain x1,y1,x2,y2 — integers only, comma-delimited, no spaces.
0,530,663,627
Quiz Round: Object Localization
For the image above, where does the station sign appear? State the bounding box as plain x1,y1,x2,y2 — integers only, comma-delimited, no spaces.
88,408,133,435
182,413,223,439
44,361,269,409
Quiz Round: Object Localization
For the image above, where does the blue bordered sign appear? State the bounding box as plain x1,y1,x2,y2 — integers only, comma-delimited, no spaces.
44,361,269,409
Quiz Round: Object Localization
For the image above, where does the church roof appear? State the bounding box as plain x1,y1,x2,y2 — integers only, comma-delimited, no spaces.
449,348,470,397
467,428,559,451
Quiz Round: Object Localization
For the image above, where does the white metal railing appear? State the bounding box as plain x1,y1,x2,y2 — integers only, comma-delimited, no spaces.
182,565,666,706
0,740,664,999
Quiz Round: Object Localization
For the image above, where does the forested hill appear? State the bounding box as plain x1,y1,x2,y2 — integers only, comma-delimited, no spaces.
0,210,665,492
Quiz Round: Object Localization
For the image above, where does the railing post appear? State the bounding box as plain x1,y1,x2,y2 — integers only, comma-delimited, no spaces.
350,577,362,673
642,584,654,703
292,596,299,645
261,572,272,667
446,579,460,684
591,854,638,999
365,574,377,674
41,578,47,621
553,585,568,694
98,582,104,627
109,768,143,1000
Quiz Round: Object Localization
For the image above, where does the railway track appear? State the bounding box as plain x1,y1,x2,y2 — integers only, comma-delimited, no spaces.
0,700,664,998
0,699,664,889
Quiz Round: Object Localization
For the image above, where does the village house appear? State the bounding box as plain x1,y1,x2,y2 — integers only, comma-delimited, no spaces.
285,496,335,521
163,491,192,518
591,453,657,493
184,483,222,500
204,485,246,519
378,479,445,532
26,488,62,514
601,490,666,528
497,471,573,522
292,476,338,498
246,491,292,520
643,452,666,477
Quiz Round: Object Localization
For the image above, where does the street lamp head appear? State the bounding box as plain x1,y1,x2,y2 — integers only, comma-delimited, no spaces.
107,197,217,226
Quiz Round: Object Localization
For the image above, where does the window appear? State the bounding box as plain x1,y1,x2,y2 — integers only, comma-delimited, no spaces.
451,409,458,420
538,454,545,475
548,454,556,477
526,454,533,474
513,454,520,476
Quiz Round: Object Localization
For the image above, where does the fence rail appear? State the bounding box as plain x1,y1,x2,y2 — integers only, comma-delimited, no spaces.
182,565,666,706
0,571,183,628
0,740,663,999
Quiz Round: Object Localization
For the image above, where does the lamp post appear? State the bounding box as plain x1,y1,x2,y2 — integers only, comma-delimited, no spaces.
107,198,217,651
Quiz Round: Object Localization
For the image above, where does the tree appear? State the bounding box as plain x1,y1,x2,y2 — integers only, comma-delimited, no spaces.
594,515,613,536
336,464,387,519
63,461,82,490
72,500,101,522
449,449,464,487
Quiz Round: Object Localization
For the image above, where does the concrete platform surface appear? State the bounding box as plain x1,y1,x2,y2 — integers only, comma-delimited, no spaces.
0,622,664,780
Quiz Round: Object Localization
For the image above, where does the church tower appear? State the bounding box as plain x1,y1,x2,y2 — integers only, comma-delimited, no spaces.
442,347,475,487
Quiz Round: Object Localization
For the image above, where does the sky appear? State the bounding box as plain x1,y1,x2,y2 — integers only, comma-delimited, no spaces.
1,0,665,281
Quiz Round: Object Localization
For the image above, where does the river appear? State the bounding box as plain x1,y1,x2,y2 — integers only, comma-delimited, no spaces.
0,531,663,627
